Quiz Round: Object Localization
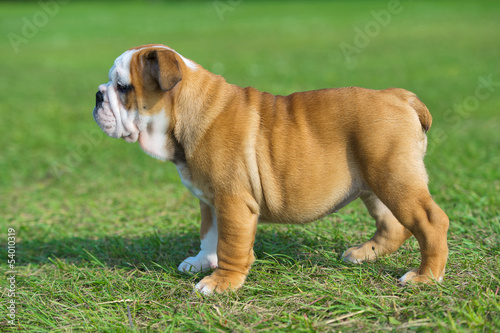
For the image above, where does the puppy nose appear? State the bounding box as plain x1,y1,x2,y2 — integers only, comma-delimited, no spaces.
96,91,104,106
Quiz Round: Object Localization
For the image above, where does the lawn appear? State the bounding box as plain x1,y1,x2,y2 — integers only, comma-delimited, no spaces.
1,0,499,331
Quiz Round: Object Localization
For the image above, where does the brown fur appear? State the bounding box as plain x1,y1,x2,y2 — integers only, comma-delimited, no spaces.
126,45,449,292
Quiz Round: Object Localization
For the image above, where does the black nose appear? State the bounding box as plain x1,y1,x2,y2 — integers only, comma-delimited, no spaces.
96,91,104,107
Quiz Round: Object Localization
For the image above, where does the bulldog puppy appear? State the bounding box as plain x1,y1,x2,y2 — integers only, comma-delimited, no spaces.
93,44,449,295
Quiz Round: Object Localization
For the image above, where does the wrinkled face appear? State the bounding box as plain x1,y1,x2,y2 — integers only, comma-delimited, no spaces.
93,49,141,142
93,45,196,160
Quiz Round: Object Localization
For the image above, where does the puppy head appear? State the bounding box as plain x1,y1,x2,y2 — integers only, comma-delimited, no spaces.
93,44,197,160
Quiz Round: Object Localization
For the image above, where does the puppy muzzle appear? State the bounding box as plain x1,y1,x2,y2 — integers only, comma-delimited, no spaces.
93,91,140,143
93,90,121,139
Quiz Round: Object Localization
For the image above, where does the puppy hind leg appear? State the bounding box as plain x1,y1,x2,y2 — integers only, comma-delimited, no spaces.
367,175,449,283
342,191,412,263
393,194,449,284
349,120,448,283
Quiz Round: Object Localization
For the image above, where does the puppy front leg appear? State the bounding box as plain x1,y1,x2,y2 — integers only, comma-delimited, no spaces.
178,200,218,273
195,195,258,295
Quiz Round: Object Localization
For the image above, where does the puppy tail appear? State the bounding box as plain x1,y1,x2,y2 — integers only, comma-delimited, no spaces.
409,94,432,133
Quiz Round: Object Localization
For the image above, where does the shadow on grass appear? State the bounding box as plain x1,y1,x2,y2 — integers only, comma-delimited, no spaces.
16,230,200,272
16,228,355,272
15,227,410,281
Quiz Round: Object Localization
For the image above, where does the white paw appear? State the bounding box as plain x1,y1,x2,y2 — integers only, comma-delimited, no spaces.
341,247,369,264
399,269,444,284
194,281,214,296
192,271,246,295
399,269,419,284
341,251,363,264
178,251,218,274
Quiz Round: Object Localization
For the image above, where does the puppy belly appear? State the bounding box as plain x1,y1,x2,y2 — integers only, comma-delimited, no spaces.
260,183,363,224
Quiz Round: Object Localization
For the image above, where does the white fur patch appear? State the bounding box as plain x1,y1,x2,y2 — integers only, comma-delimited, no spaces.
178,210,218,273
175,163,206,200
137,111,170,160
109,50,135,85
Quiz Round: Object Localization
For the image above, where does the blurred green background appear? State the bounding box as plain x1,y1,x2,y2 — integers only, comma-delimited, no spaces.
1,0,498,232
0,0,499,331
2,2,499,186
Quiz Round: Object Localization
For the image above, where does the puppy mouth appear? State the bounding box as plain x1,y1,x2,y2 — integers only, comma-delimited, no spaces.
93,106,121,138
123,132,139,143
94,105,140,143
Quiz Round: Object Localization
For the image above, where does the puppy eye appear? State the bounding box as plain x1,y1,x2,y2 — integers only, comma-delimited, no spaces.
117,84,130,93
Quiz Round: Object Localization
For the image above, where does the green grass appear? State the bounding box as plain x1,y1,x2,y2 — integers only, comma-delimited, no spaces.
1,0,499,331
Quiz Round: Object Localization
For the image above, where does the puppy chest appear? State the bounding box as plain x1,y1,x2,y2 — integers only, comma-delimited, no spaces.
175,163,209,202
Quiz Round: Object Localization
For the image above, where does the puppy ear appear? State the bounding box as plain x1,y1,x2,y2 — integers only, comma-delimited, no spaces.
144,49,182,91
